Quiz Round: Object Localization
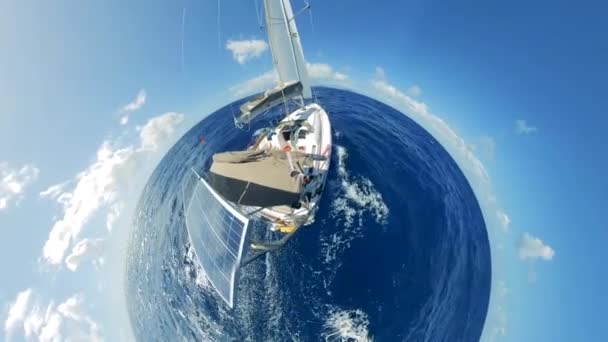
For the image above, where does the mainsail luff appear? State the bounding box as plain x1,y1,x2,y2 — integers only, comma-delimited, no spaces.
264,0,312,99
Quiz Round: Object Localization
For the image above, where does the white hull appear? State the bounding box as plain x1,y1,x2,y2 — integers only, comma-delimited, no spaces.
252,103,331,229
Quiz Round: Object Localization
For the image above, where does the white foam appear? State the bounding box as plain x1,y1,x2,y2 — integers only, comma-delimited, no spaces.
322,146,389,268
330,197,358,229
319,224,363,294
332,146,389,227
183,243,211,289
322,308,373,342
336,145,349,178
261,250,284,336
194,266,210,288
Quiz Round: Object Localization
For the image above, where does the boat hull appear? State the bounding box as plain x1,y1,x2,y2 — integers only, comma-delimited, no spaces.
254,102,331,229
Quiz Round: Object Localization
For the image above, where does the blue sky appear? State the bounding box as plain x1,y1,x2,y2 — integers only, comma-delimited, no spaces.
1,0,606,340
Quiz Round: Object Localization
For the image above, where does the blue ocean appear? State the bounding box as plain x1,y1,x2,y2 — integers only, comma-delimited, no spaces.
126,87,491,341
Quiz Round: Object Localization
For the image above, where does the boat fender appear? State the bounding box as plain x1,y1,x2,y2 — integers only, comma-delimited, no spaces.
278,224,296,233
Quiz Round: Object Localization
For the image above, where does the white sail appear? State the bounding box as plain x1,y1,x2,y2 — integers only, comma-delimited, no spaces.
264,0,312,99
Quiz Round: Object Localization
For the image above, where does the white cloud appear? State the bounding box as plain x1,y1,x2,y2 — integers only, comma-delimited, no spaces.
334,72,349,81
518,232,555,261
65,238,105,271
229,70,277,98
306,63,350,83
371,68,491,187
1,85,188,341
4,289,32,338
41,111,184,267
24,110,186,342
4,290,101,342
368,66,528,342
226,39,269,64
375,66,385,79
139,112,185,150
478,135,496,161
496,280,509,298
41,142,135,266
40,180,73,206
40,182,67,200
514,119,537,135
369,69,559,340
407,85,422,97
119,89,146,125
121,89,146,113
229,62,350,98
496,210,511,233
55,295,101,340
488,304,508,342
0,162,39,210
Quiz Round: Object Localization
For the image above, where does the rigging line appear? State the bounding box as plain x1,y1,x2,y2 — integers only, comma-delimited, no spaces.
307,0,315,35
181,7,186,73
230,102,236,121
180,174,189,219
302,0,315,102
279,1,306,106
302,0,315,104
289,1,311,22
281,87,290,117
237,182,251,205
217,0,222,51
254,0,263,30
231,103,240,129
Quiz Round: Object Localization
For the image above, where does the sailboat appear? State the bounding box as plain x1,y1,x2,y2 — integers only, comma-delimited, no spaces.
184,0,331,308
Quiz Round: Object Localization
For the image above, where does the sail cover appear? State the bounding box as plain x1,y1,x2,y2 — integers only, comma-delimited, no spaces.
264,0,312,99
184,172,250,308
208,150,303,207
237,81,303,125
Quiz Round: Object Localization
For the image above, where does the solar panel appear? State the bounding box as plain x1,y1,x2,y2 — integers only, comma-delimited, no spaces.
184,171,250,308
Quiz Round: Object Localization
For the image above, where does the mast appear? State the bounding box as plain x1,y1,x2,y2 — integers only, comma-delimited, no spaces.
264,0,312,99
236,0,312,125
279,0,304,105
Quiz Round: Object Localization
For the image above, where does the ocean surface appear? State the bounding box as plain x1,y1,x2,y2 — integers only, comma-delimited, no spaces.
126,87,491,341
